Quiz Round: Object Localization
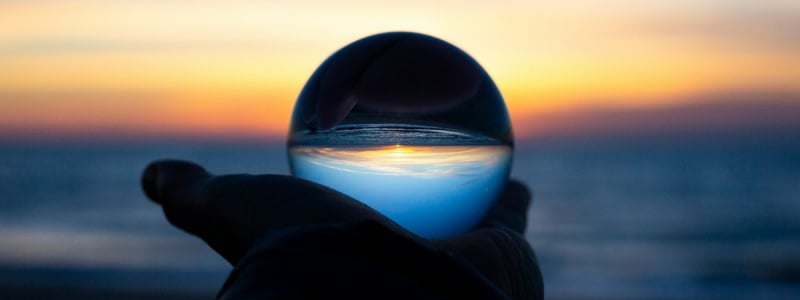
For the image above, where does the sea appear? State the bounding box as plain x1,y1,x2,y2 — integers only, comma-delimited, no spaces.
0,133,798,299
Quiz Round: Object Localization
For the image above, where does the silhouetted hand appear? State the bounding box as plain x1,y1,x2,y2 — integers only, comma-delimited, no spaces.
142,160,543,300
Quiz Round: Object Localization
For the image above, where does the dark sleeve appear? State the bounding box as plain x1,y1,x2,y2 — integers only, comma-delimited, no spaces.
217,220,510,300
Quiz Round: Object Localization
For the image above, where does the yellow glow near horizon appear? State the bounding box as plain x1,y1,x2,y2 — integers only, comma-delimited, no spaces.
1,0,799,139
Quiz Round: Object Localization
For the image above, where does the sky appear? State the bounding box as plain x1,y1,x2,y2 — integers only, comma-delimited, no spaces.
1,0,799,141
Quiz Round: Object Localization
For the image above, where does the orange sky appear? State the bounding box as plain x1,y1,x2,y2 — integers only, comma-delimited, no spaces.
1,0,799,140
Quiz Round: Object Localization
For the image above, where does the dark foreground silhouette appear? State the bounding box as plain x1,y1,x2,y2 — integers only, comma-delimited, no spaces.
141,160,543,299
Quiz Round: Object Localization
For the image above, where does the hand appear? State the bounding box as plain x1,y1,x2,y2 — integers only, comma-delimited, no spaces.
142,160,542,299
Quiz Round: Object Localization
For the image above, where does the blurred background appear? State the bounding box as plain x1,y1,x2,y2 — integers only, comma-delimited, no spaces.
1,0,799,299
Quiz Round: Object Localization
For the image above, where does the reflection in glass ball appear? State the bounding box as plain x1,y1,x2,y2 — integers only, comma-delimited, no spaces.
288,32,513,238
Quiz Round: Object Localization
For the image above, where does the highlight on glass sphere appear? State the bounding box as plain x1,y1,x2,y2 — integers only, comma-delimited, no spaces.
288,32,513,238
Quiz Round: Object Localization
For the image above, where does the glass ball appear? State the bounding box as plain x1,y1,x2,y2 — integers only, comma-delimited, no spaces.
288,32,513,238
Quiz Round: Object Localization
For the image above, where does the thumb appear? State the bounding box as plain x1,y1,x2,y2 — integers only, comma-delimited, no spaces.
141,159,403,264
142,159,210,205
143,160,263,264
141,160,216,235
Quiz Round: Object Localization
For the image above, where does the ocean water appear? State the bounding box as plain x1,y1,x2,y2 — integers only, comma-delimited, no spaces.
1,135,799,299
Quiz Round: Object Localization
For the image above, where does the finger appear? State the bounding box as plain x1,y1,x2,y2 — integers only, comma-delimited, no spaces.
476,179,532,234
142,160,221,237
498,179,532,214
141,160,401,264
433,228,543,300
434,180,541,298
142,159,210,205
142,160,252,263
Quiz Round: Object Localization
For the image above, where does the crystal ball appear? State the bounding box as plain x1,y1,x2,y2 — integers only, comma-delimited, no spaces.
288,32,513,238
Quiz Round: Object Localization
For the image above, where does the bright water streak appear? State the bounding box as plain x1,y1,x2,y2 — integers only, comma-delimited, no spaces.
289,145,512,238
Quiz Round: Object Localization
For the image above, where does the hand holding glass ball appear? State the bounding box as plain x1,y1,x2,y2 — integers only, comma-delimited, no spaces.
289,32,514,238
141,32,541,299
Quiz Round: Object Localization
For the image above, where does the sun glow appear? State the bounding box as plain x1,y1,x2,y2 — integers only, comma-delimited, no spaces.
1,0,799,140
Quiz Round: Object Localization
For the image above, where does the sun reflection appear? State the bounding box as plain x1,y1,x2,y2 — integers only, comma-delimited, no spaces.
390,144,409,158
289,145,511,177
